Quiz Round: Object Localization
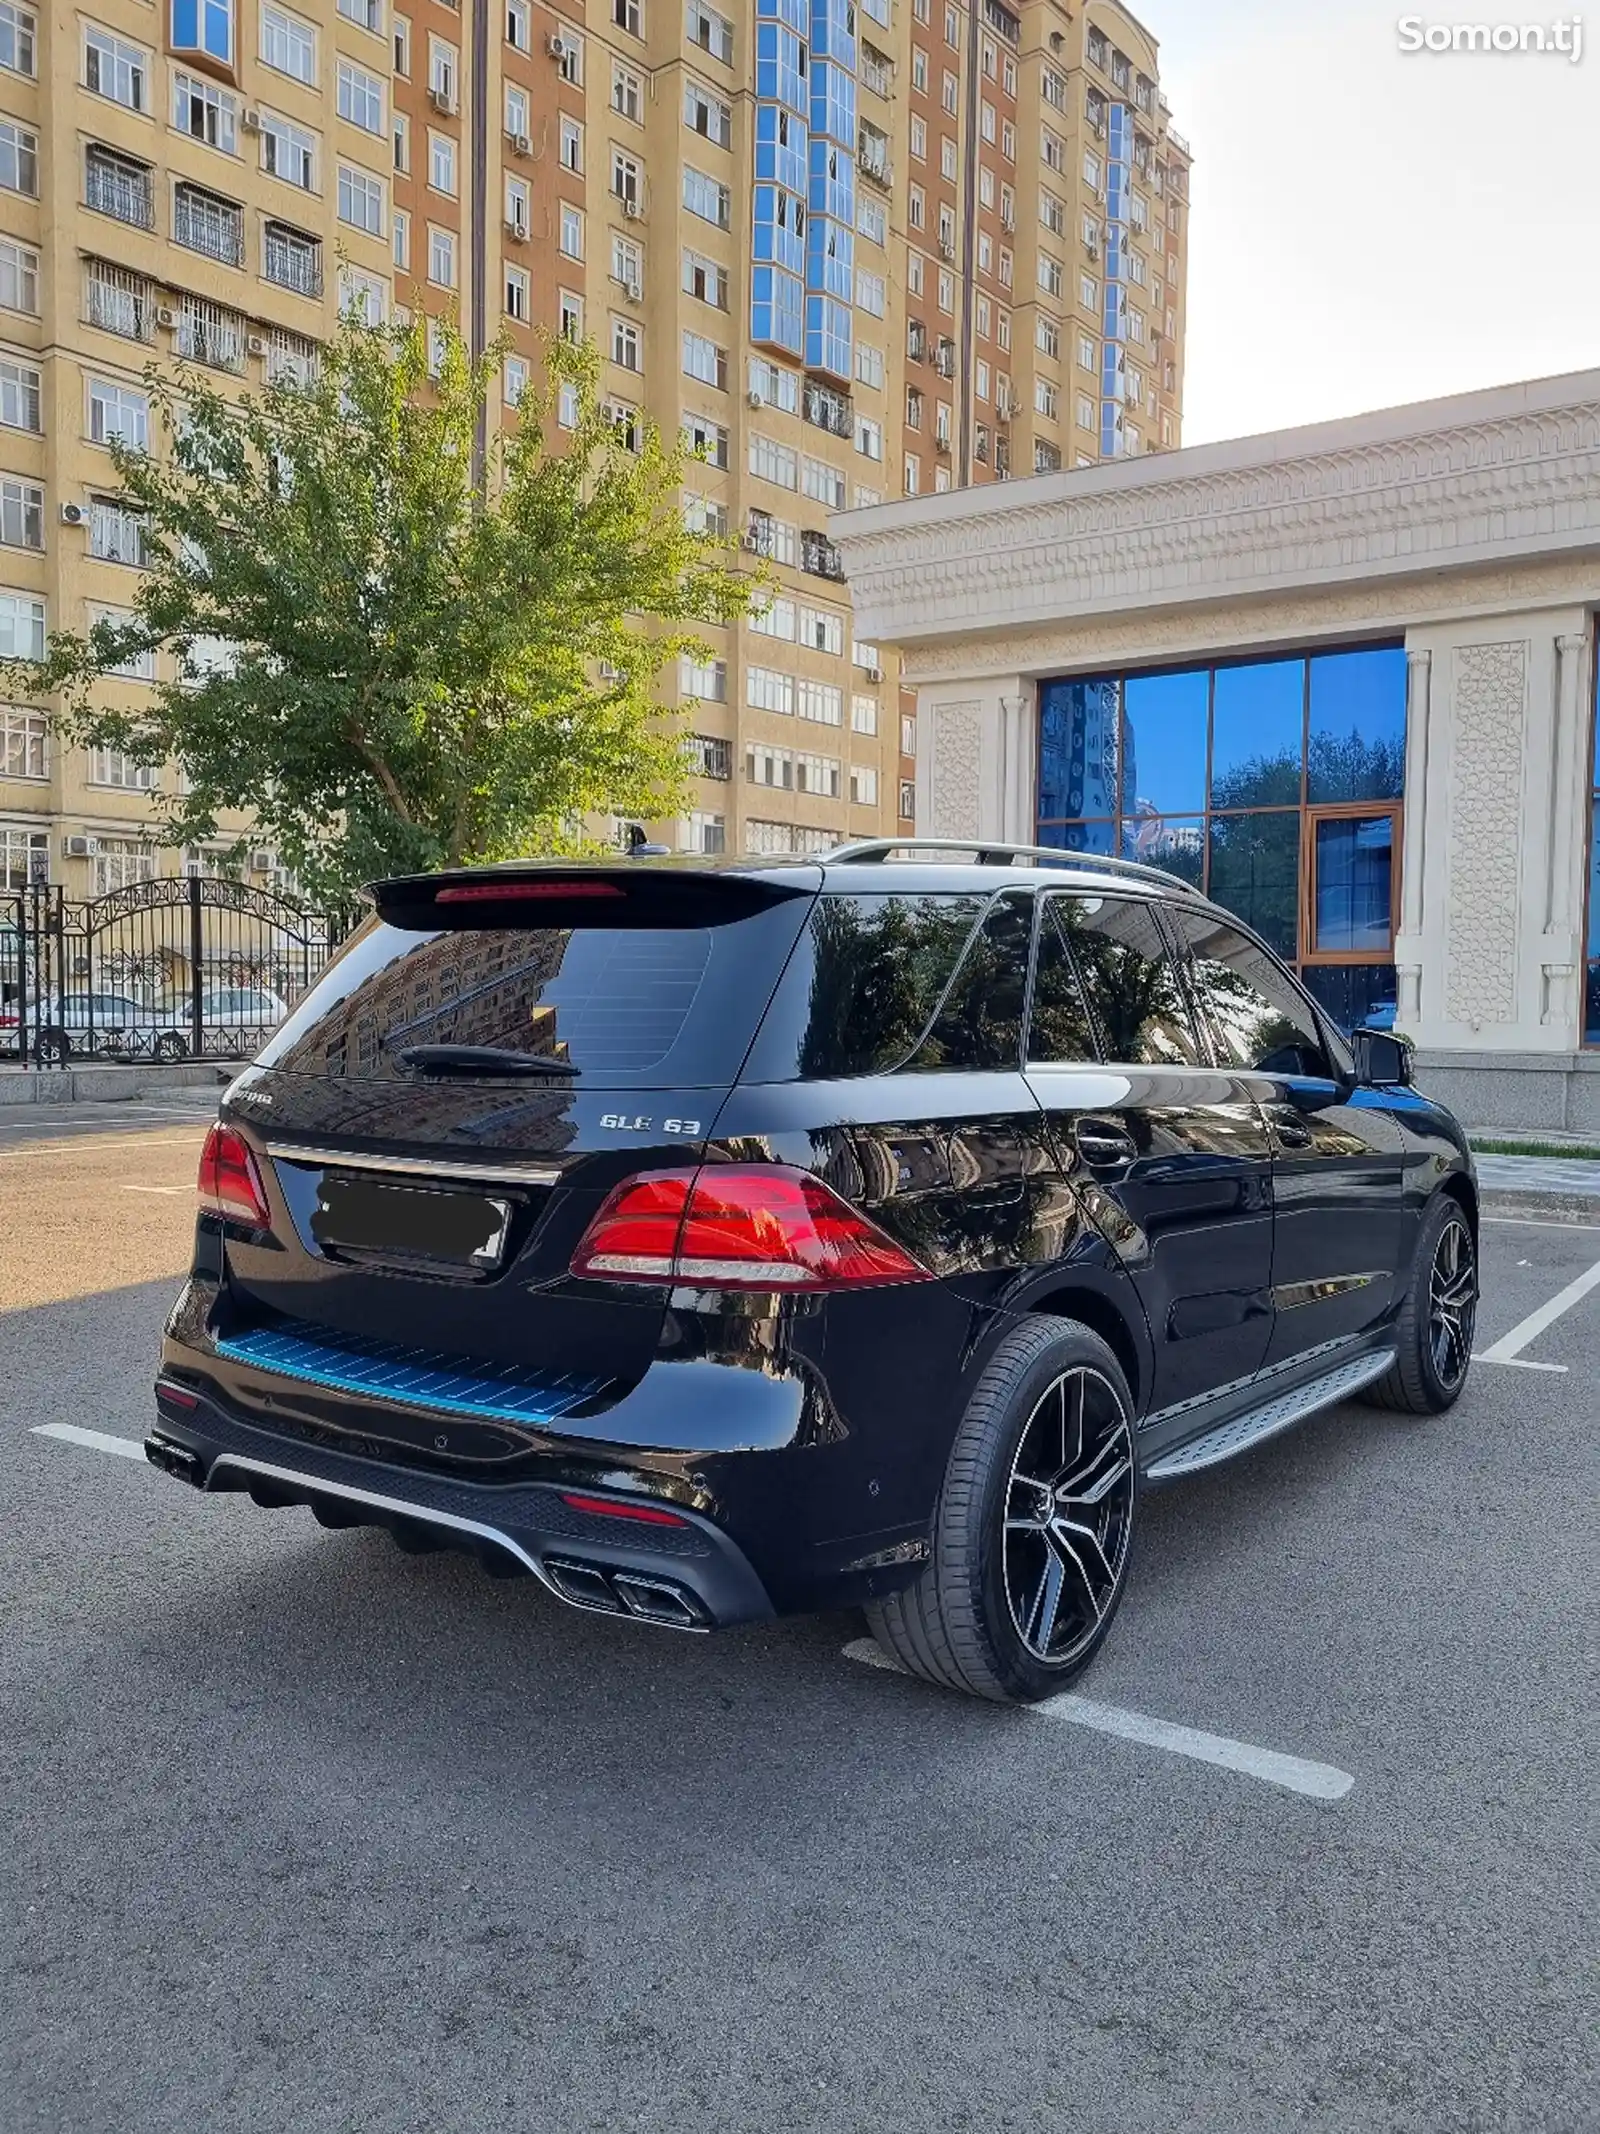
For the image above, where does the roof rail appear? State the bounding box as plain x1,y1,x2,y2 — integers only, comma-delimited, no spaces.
819,837,1205,898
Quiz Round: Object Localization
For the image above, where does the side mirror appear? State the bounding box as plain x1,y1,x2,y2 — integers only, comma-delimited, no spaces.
1352,1026,1412,1087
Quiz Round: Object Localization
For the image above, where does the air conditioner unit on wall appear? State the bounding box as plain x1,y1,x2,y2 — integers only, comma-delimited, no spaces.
59,500,87,527
155,304,177,328
509,132,531,156
428,85,456,115
249,849,274,872
546,33,569,59
242,107,262,131
62,835,98,859
246,333,268,356
622,196,642,219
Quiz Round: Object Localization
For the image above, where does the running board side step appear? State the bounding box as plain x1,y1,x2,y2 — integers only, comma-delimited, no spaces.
1145,1350,1395,1480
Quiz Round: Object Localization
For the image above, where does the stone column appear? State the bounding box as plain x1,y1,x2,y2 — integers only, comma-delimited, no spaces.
1393,647,1432,1030
1539,631,1591,1027
914,676,1030,846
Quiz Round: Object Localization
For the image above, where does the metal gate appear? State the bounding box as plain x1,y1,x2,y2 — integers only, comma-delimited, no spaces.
1,878,358,1069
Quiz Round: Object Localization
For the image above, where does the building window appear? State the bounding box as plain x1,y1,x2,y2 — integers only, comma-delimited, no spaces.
0,590,46,661
171,0,234,66
560,203,583,259
505,265,529,320
0,478,42,551
260,2,314,80
852,694,879,736
899,779,915,820
260,110,315,188
90,745,159,787
612,61,642,121
505,0,529,49
392,208,409,267
1035,647,1409,1029
177,293,245,371
0,3,35,76
685,811,726,855
174,71,238,151
174,182,244,265
682,332,726,389
560,116,583,172
687,0,733,65
337,59,384,132
88,378,149,450
338,165,385,235
85,26,148,110
611,316,641,371
558,290,583,340
681,664,729,709
797,680,843,726
429,132,456,194
0,118,37,196
683,250,728,308
89,496,147,564
684,78,731,147
556,380,579,428
683,165,730,228
0,237,38,313
849,763,877,806
265,222,321,296
0,705,47,780
0,357,39,431
428,226,455,287
614,0,642,34
338,0,381,29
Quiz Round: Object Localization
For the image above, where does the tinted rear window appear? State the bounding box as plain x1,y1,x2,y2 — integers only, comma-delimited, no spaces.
742,890,1035,1081
256,903,811,1088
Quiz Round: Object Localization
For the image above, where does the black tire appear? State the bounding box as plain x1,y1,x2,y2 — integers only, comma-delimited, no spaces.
866,1316,1140,1704
154,1031,189,1062
1361,1192,1477,1414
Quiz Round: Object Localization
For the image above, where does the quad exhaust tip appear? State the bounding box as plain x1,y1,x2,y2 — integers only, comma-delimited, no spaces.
145,1433,204,1486
545,1556,707,1631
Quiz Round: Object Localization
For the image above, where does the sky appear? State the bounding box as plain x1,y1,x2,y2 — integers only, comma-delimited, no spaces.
1146,0,1600,443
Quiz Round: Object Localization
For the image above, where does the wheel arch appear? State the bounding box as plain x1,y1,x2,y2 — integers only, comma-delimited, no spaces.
1436,1167,1479,1245
1018,1282,1148,1417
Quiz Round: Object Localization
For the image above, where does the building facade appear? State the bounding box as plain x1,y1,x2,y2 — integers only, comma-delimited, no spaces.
830,368,1600,1131
1,0,1188,890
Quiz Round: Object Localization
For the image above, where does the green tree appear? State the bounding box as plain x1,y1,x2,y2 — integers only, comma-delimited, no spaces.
6,315,755,899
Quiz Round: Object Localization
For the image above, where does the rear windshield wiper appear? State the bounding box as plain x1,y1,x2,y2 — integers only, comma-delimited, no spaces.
395,1043,579,1078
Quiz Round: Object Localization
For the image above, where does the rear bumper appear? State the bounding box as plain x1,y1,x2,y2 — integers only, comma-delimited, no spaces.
147,1381,776,1631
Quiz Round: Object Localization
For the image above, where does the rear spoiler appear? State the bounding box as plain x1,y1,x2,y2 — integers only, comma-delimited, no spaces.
372,863,822,931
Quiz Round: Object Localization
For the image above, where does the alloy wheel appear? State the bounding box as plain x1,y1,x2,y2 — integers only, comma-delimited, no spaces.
1428,1215,1477,1390
1002,1367,1135,1667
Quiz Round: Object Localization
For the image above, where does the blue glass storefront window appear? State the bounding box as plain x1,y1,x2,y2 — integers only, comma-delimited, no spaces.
1210,659,1304,809
1120,669,1207,818
1037,677,1122,823
1308,647,1407,802
1313,815,1394,952
1038,643,1408,1007
1207,811,1300,959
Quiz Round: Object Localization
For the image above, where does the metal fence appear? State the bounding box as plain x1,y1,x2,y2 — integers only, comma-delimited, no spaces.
1,877,358,1069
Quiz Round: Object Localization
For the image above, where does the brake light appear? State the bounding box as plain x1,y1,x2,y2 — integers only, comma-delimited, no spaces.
435,880,625,904
571,1164,931,1291
197,1123,272,1228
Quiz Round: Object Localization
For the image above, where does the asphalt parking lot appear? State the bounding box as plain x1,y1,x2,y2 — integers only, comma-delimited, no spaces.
2,1106,1595,2134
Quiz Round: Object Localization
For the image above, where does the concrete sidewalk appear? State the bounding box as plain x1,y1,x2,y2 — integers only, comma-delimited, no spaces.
0,1063,229,1106
1476,1152,1600,1221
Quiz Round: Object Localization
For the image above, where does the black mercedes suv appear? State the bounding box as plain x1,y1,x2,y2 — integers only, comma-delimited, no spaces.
148,841,1478,1704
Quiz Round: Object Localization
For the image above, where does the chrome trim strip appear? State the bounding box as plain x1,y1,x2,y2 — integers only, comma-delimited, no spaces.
205,1452,555,1583
265,1143,562,1188
1272,1271,1386,1312
1140,1332,1360,1432
1145,1350,1395,1481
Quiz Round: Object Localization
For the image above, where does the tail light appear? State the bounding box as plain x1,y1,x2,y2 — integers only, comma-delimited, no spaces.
197,1122,272,1228
571,1163,932,1292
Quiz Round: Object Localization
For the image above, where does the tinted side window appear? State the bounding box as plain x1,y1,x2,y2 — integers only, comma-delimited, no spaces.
1052,894,1202,1067
911,890,1034,1071
743,891,989,1081
1165,909,1331,1077
1027,900,1100,1064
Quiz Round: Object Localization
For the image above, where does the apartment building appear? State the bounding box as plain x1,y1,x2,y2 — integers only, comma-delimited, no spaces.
0,0,1188,887
0,0,397,895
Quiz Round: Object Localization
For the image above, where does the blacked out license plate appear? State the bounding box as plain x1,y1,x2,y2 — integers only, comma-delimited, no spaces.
311,1174,513,1270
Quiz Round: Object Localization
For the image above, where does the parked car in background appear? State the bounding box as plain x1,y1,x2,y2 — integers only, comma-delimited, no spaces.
24,986,289,1065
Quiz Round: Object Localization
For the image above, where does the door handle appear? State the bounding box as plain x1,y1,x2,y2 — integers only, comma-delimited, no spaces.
1272,1115,1314,1151
1073,1117,1138,1168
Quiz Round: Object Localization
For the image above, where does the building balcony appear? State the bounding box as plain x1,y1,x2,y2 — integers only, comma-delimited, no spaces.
803,380,852,439
800,529,846,582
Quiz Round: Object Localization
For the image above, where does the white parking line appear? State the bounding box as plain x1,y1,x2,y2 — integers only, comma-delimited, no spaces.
119,1184,191,1196
1475,1254,1600,1369
842,1639,1355,1801
31,1423,150,1462
0,1133,206,1159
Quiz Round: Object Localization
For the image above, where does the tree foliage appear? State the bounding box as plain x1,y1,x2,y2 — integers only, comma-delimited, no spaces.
6,315,755,898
